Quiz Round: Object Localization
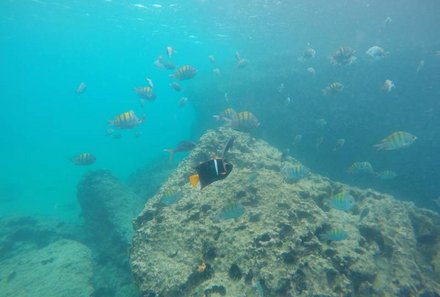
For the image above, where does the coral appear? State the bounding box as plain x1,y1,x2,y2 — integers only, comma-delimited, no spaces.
130,127,440,297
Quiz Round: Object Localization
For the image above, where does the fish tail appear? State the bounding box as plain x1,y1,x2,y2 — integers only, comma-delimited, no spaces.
321,88,327,96
164,149,175,161
189,174,200,189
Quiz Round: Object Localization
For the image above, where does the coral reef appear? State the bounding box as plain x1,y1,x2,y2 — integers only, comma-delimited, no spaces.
0,239,93,297
130,127,440,297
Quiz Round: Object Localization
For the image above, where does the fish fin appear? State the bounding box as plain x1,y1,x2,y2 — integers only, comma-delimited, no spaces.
164,149,175,161
189,174,200,189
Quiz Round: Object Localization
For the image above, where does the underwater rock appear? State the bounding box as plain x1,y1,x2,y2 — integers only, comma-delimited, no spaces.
0,215,85,261
130,127,440,297
0,239,93,297
77,170,144,297
77,170,144,250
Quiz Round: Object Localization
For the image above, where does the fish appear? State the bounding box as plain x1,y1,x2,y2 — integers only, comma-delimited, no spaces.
235,51,249,68
322,82,344,95
166,46,175,58
315,136,324,151
178,97,188,108
222,136,236,158
189,158,233,189
298,47,316,62
434,197,440,208
160,188,182,205
315,118,327,127
333,138,345,151
108,110,144,129
277,83,285,93
292,134,302,147
72,152,96,166
347,161,374,174
134,86,156,101
416,60,425,73
373,131,417,151
383,16,392,27
164,140,196,160
216,203,245,220
154,55,175,70
208,55,216,64
213,108,237,122
359,207,370,221
320,228,348,241
170,65,198,80
330,47,356,66
212,68,221,76
75,82,87,94
280,164,310,182
382,79,395,92
365,46,387,60
330,192,355,211
375,170,397,180
307,67,316,76
145,77,154,88
229,111,260,131
170,82,182,92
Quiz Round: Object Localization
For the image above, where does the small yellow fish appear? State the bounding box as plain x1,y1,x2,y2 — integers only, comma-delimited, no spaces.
322,82,344,95
108,110,144,129
75,82,87,94
170,65,197,80
374,131,416,151
72,153,96,166
382,79,395,92
230,111,259,131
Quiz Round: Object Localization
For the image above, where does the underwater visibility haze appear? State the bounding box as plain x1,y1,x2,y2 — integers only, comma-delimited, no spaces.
1,0,440,296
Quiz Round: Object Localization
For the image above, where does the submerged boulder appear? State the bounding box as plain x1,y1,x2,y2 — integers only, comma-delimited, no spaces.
130,127,440,297
0,239,93,297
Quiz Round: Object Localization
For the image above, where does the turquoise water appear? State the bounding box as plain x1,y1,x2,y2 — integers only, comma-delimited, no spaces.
1,1,439,295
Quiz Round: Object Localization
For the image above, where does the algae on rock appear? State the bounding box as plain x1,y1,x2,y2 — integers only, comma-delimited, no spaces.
130,127,440,297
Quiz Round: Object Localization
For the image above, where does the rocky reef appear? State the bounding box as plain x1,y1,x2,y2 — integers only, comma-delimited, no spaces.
130,127,440,297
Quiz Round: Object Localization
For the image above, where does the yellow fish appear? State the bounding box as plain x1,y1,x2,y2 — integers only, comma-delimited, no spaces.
108,110,144,129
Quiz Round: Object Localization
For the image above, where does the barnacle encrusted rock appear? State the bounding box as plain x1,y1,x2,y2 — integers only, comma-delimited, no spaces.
130,127,440,297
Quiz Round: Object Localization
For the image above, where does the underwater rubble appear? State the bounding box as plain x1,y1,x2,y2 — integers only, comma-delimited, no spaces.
130,127,440,297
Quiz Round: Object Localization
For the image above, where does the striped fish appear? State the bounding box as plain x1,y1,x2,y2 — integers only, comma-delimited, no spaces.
109,110,144,129
320,228,348,241
170,65,197,80
374,131,417,150
216,203,245,220
280,164,310,182
72,153,96,166
347,161,374,174
134,86,156,101
330,192,355,211
159,188,182,205
322,82,344,95
230,111,260,131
